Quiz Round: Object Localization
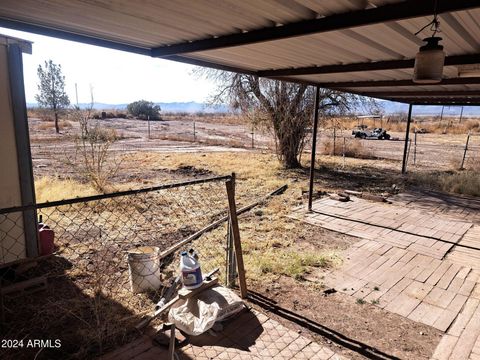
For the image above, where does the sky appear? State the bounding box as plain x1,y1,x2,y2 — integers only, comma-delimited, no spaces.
0,27,217,105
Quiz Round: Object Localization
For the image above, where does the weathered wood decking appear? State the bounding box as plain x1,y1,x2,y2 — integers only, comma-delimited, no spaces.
291,191,480,360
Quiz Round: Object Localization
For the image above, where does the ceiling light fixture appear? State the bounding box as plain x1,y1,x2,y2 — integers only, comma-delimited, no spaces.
413,0,445,84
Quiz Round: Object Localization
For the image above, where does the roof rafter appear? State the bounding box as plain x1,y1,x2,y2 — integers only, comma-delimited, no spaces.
313,78,480,88
151,0,480,57
369,90,480,97
257,54,480,77
406,99,480,105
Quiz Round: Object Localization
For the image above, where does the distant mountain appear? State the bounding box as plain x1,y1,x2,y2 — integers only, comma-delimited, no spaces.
27,101,230,113
27,100,480,116
378,100,480,116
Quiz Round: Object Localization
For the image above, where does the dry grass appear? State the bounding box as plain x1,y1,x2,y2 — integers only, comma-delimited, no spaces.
162,112,246,126
123,151,346,283
34,117,73,132
35,177,98,202
156,133,251,149
409,170,480,197
321,138,376,159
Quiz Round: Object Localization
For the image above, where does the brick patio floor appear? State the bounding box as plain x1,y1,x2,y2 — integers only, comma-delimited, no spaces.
291,191,480,360
101,309,348,360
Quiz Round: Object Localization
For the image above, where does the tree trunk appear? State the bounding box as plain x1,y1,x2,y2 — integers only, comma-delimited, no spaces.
54,111,59,133
282,149,301,168
278,132,301,168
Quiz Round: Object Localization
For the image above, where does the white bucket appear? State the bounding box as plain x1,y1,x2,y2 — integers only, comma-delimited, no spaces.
127,246,162,293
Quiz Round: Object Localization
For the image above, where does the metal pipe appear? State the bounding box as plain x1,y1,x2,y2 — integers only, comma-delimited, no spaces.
413,128,417,166
308,86,321,211
0,175,232,214
402,104,413,174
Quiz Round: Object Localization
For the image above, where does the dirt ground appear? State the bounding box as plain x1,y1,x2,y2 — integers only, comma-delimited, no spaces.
16,115,479,359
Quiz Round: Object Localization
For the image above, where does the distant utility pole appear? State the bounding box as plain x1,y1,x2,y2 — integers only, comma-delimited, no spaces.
459,106,464,123
75,83,79,106
147,115,151,139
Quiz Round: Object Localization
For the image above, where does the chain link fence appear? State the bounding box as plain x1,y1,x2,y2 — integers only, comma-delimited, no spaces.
0,175,238,359
315,130,480,172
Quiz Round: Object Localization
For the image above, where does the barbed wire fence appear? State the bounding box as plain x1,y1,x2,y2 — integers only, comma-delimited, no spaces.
0,174,241,359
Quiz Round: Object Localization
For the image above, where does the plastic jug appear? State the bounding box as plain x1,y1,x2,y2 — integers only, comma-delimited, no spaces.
180,251,203,290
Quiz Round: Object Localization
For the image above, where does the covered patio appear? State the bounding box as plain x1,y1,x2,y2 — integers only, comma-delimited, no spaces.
1,1,480,359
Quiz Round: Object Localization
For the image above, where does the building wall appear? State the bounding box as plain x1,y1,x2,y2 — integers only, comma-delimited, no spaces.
0,42,27,263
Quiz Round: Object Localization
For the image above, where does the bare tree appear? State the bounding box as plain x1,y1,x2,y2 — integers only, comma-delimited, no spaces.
35,60,70,133
198,70,379,168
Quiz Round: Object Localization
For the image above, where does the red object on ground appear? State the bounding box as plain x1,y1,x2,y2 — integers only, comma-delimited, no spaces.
38,224,55,256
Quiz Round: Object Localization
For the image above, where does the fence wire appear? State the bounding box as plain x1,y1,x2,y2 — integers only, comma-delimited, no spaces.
316,131,480,172
0,175,233,360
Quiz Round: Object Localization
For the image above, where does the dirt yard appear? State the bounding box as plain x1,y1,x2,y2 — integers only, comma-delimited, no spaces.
9,114,478,359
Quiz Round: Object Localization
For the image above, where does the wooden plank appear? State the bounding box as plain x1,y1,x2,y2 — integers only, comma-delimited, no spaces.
1,276,47,296
178,277,218,299
226,174,247,299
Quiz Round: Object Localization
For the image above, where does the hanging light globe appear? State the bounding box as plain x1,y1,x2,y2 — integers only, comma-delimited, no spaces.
413,37,445,83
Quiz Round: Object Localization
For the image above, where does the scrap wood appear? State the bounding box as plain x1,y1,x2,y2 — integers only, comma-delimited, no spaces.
329,193,350,202
159,184,288,260
1,276,48,297
136,277,219,331
344,190,390,203
155,276,181,311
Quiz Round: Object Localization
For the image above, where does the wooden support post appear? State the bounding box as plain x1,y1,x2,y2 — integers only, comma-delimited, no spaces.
402,104,413,174
225,173,247,298
308,86,321,211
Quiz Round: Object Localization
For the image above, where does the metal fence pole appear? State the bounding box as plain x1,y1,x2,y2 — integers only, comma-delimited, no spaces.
333,126,336,156
193,121,196,141
413,128,417,166
460,132,471,170
402,104,413,174
308,86,321,211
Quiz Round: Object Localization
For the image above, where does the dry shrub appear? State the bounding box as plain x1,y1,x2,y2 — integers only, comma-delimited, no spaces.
66,107,122,191
321,138,376,159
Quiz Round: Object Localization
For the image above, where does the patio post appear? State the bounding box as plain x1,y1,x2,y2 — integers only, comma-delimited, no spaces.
401,103,413,174
308,85,320,211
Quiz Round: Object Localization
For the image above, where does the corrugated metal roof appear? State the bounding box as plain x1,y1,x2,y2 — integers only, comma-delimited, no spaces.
0,0,479,104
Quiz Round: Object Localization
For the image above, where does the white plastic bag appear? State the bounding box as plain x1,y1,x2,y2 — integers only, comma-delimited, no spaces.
168,285,244,336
